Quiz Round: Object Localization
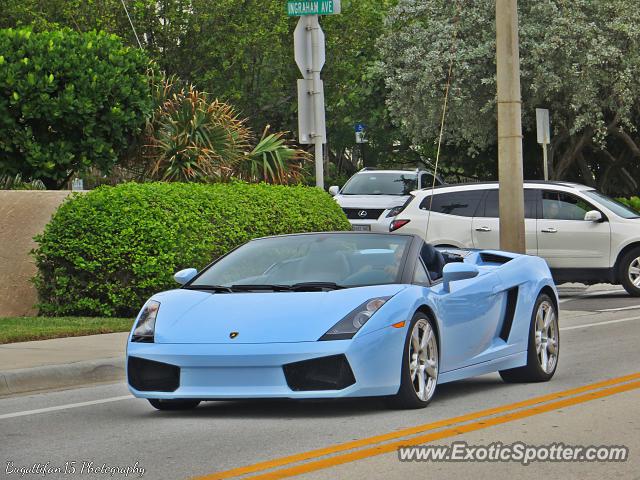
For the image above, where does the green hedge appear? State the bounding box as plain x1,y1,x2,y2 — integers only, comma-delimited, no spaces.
33,182,350,317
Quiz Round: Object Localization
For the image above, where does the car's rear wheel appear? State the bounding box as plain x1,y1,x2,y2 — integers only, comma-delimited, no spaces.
388,312,439,409
619,247,640,296
499,293,559,383
148,399,201,411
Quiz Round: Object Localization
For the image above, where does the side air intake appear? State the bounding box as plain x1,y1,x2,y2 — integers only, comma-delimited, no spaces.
499,287,519,341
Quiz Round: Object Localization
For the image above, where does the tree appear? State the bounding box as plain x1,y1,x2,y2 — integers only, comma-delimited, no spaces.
0,0,417,181
379,0,640,194
0,28,152,188
142,75,308,184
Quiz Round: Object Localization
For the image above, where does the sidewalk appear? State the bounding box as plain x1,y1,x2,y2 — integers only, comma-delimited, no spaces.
0,332,128,397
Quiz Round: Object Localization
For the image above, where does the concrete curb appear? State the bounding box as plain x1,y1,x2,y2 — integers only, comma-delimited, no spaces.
0,358,125,397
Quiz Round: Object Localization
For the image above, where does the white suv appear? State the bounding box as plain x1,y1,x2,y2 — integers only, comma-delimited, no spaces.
389,181,640,295
329,168,444,232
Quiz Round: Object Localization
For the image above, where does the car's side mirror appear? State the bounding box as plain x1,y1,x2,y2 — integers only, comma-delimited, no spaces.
174,268,198,285
328,186,340,196
584,210,603,222
442,263,479,293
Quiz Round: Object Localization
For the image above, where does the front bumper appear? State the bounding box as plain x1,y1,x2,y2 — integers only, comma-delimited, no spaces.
126,326,405,400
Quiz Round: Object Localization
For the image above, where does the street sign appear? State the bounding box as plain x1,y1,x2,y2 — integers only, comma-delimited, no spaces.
297,78,326,144
287,0,341,16
355,123,367,143
294,17,324,79
536,108,551,144
536,108,551,180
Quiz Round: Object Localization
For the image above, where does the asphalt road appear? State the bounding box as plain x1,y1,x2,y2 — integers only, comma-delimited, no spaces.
1,284,639,480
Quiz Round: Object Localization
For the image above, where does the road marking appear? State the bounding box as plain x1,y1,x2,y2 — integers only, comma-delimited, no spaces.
596,304,640,312
193,372,640,480
0,395,132,420
558,288,625,303
237,380,640,480
560,315,640,331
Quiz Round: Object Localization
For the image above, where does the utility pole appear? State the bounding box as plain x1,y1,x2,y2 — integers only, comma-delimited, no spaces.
496,0,526,253
310,15,325,189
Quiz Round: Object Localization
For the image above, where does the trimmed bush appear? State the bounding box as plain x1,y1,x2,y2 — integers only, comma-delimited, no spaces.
33,182,351,316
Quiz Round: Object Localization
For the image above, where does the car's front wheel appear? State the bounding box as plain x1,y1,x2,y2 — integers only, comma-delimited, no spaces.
148,399,201,411
388,312,439,409
619,247,640,296
500,293,559,383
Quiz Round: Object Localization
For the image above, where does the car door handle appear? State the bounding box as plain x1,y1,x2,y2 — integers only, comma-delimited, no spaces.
541,227,557,233
475,226,492,232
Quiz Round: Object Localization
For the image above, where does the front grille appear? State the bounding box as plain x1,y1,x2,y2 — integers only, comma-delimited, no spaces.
342,208,385,220
128,357,180,392
283,354,356,391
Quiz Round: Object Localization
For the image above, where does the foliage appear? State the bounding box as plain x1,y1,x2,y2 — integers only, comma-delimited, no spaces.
617,197,640,212
0,173,45,190
0,317,133,344
0,1,410,176
379,0,640,193
241,127,308,184
144,84,251,182
0,28,152,189
33,182,351,316
142,76,308,184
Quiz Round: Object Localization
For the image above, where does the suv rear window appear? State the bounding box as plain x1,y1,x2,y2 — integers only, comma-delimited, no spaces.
419,190,484,217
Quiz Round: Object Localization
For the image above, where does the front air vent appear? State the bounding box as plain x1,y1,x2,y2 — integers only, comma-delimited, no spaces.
128,357,180,392
283,354,356,391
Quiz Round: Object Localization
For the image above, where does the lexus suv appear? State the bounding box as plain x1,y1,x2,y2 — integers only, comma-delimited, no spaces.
329,168,444,232
389,181,640,295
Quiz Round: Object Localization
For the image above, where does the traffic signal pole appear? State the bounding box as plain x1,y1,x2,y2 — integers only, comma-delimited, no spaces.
496,0,526,254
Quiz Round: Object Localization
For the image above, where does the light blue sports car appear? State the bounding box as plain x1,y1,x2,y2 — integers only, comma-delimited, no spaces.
127,232,559,410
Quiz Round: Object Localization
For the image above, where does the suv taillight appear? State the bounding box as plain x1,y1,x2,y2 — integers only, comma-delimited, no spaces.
390,219,410,232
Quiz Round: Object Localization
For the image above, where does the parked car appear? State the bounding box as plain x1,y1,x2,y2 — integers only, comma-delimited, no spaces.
127,232,558,411
329,168,445,232
389,181,640,295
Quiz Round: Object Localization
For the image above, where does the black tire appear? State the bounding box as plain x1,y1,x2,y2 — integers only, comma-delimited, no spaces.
148,399,201,411
499,293,559,383
388,312,439,409
619,247,640,296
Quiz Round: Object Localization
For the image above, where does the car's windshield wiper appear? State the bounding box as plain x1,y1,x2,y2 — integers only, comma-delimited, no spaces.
230,284,292,292
289,282,346,291
183,285,234,293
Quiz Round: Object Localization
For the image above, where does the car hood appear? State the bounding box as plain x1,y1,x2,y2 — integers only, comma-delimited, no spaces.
334,194,408,210
150,284,407,344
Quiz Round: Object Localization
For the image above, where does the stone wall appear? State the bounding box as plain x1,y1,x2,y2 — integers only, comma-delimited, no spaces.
0,191,72,317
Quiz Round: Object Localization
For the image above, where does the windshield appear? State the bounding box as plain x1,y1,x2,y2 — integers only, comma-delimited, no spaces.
341,172,417,196
190,234,412,289
582,190,640,219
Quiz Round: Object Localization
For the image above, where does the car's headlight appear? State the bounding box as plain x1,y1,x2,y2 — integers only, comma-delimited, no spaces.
319,297,391,341
132,300,160,343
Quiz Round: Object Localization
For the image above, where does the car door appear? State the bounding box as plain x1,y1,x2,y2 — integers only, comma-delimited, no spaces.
471,188,539,255
536,189,611,268
419,190,485,247
435,269,505,372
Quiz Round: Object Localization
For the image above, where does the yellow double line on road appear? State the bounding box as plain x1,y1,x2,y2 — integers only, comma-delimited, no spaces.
194,372,640,480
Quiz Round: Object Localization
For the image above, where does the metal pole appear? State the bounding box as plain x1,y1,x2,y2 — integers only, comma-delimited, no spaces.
542,143,549,180
310,15,325,189
496,0,526,253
